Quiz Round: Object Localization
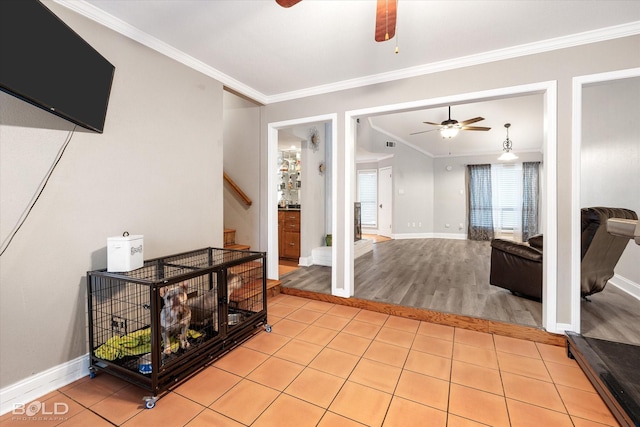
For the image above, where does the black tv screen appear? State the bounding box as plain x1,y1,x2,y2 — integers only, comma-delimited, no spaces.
0,0,115,133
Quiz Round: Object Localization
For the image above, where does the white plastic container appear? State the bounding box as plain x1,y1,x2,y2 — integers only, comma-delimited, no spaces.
107,232,143,272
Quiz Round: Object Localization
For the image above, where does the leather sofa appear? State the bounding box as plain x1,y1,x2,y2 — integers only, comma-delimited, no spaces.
489,207,637,300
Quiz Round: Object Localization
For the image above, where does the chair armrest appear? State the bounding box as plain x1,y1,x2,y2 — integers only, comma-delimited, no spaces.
490,239,543,263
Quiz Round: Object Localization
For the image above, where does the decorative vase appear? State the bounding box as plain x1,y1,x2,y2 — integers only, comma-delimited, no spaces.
325,234,332,247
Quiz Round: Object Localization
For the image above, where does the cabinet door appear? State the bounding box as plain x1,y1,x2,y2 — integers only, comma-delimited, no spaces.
278,211,284,256
282,231,300,259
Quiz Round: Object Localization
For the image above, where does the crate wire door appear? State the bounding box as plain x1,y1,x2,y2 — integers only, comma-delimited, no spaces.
87,248,267,401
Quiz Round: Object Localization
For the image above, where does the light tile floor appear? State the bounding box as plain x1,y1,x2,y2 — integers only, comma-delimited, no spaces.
1,294,621,426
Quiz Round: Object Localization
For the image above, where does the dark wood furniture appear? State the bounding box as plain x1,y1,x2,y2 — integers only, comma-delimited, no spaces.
279,210,300,260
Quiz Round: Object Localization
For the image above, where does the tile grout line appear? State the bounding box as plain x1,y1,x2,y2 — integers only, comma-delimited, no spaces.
14,295,616,426
491,331,515,427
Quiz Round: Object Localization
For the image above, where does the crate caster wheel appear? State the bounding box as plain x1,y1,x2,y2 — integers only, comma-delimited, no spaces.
265,324,272,333
143,397,157,409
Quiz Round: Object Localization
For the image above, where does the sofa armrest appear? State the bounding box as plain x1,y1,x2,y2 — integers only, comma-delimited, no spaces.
527,234,543,250
490,239,543,263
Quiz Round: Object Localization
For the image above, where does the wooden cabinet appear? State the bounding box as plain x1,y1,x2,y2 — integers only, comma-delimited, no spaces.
278,211,285,256
279,210,300,260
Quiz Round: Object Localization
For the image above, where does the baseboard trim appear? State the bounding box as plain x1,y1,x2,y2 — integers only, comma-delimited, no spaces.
609,274,640,301
432,233,468,240
298,256,313,267
0,354,89,416
393,232,433,239
393,232,468,240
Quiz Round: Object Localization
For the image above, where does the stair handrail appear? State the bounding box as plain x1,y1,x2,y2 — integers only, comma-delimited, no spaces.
223,171,252,206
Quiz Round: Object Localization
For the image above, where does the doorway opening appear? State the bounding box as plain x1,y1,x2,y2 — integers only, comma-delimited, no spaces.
345,81,559,332
267,114,338,294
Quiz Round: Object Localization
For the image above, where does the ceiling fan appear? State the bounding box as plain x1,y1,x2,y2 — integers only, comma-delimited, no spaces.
276,0,397,42
410,106,491,139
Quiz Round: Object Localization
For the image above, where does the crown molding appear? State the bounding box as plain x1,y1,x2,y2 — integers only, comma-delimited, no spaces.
267,21,640,103
367,118,435,158
54,1,640,105
432,148,543,159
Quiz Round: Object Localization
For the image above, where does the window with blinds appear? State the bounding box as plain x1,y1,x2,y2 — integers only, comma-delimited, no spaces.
357,169,377,227
491,163,523,233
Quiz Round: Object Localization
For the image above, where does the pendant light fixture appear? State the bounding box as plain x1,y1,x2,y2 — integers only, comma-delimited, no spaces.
498,123,518,161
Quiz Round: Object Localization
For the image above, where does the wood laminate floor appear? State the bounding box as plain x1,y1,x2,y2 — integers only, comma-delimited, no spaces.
280,238,640,345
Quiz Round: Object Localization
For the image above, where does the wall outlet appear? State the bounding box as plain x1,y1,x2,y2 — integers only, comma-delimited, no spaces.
445,223,450,228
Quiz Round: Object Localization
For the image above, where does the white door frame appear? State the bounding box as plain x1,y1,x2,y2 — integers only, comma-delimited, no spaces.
570,67,640,333
378,166,393,238
345,81,559,332
267,114,338,290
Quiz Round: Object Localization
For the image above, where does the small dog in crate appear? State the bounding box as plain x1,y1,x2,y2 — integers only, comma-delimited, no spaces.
188,273,244,328
160,282,191,354
227,272,244,295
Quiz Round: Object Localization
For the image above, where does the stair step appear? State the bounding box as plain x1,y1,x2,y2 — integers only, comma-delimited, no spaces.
229,278,282,311
266,279,281,289
229,261,262,278
224,228,236,246
224,243,250,251
267,279,282,298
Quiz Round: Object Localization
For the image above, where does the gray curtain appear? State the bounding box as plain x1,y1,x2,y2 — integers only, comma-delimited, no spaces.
467,164,494,241
522,161,540,241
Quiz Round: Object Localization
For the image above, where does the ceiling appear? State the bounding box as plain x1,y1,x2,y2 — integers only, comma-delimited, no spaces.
68,0,640,158
363,93,544,158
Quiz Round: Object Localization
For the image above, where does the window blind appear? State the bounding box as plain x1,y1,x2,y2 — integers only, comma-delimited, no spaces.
491,163,523,232
357,170,377,227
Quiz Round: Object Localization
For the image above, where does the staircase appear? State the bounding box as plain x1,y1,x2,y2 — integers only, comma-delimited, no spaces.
224,228,282,297
223,175,280,296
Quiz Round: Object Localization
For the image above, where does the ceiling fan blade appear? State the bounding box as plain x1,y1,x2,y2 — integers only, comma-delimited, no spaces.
375,0,397,42
410,129,437,135
422,121,442,126
276,0,301,7
459,117,484,126
461,126,491,131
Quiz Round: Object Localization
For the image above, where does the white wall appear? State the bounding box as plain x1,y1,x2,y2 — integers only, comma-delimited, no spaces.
0,0,224,390
581,77,640,291
301,124,328,256
356,120,434,236
390,143,434,235
223,91,261,250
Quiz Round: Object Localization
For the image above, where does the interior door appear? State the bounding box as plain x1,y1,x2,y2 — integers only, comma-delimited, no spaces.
378,166,392,238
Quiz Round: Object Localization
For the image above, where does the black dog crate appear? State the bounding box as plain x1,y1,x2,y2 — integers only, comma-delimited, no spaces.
87,247,268,408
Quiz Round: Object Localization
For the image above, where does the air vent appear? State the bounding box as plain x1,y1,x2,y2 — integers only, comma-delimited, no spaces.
386,141,396,147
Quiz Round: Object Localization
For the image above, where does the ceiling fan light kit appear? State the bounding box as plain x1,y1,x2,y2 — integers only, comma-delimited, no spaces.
410,106,491,139
440,126,459,139
498,123,518,161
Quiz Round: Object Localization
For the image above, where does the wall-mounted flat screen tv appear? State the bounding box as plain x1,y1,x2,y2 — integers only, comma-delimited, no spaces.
0,0,115,133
